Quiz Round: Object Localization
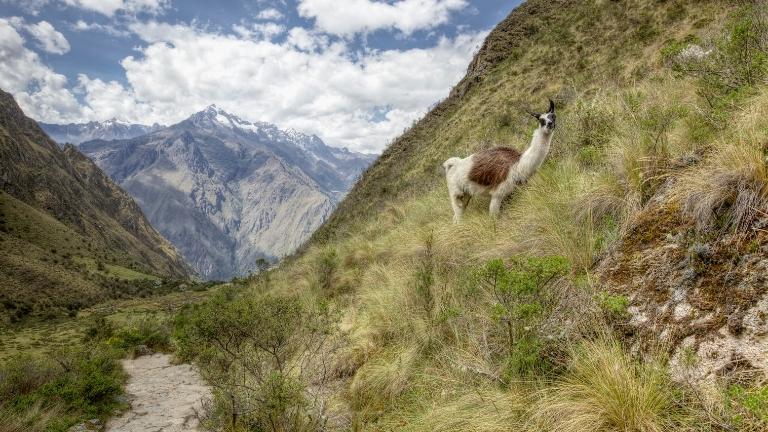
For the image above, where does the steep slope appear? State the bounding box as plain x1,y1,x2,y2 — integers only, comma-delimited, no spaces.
0,89,190,322
39,119,163,145
79,106,374,279
173,0,768,431
311,0,729,244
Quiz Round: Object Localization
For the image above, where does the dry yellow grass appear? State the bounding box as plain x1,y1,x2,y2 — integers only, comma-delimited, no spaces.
527,339,678,432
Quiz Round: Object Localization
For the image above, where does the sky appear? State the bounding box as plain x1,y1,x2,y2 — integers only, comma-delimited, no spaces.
0,0,522,153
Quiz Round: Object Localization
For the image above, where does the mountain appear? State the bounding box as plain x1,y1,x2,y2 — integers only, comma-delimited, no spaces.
79,105,375,280
160,1,768,430
39,119,163,145
0,89,191,323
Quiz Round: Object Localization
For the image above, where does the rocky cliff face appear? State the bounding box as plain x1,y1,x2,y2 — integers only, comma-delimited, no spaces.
80,106,375,279
39,119,163,145
598,187,768,385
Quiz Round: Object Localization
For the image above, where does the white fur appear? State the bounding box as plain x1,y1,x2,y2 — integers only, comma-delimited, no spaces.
444,118,554,223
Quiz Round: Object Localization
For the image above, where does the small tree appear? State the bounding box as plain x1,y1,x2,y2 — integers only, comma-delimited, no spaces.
314,248,339,294
255,258,271,273
478,256,569,377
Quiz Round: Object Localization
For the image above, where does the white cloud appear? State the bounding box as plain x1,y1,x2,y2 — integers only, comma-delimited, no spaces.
26,20,70,54
297,0,468,37
233,22,286,40
72,20,131,37
77,74,151,121
256,8,284,20
61,0,168,16
0,18,84,122
286,27,328,52
73,21,484,153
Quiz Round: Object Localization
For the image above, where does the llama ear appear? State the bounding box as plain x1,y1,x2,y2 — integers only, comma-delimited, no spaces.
527,110,540,119
547,99,555,113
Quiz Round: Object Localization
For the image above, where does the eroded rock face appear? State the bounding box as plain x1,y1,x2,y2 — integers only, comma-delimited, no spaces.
598,198,768,384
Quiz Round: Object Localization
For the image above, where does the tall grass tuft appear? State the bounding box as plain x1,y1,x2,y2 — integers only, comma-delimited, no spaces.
395,386,528,432
675,136,768,234
528,339,679,432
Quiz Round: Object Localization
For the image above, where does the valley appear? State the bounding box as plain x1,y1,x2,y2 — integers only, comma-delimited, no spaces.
0,90,191,323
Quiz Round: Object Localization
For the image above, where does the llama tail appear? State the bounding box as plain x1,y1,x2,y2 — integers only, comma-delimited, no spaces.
443,157,461,172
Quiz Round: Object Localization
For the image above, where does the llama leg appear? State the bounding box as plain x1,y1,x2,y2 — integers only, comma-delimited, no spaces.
451,194,466,223
461,194,471,209
489,195,502,218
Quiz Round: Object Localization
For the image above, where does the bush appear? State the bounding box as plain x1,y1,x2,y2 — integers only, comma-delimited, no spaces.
475,256,569,378
724,384,768,429
84,315,173,356
596,292,630,321
0,346,124,431
176,293,336,431
665,2,768,126
314,248,341,294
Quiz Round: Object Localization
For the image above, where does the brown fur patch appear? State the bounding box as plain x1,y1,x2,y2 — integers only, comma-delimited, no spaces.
468,147,521,187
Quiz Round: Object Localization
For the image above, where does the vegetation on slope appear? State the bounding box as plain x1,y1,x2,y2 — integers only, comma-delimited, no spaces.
6,0,768,431
168,0,768,431
0,90,193,322
0,286,219,431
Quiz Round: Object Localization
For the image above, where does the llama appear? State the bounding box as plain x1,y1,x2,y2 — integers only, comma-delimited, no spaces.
443,99,556,223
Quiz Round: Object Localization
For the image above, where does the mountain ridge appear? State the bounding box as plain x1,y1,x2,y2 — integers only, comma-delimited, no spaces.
79,105,375,279
39,119,164,145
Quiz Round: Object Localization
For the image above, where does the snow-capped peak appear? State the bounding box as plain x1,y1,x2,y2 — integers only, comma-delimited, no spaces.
188,105,275,135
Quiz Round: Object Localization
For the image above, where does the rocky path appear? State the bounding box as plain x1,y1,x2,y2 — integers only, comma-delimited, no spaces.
107,354,211,432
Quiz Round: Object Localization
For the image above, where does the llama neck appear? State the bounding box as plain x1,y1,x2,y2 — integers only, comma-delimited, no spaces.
516,127,553,180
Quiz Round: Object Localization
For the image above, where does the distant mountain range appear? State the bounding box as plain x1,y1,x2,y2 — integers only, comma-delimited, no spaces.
0,89,191,322
55,106,376,280
39,119,164,145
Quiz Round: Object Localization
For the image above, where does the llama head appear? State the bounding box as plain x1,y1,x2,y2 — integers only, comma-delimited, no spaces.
528,99,556,131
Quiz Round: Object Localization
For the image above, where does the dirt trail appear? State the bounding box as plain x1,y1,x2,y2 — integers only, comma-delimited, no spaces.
107,354,211,432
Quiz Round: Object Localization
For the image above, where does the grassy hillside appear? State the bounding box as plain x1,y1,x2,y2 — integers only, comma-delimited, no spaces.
312,0,730,244
0,90,193,322
7,0,767,431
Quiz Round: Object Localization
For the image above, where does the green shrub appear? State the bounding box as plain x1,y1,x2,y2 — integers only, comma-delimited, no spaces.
665,2,768,126
176,293,336,431
727,384,768,428
476,256,569,378
596,292,630,321
0,346,124,431
503,333,548,379
496,109,513,129
84,315,173,355
314,248,340,294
